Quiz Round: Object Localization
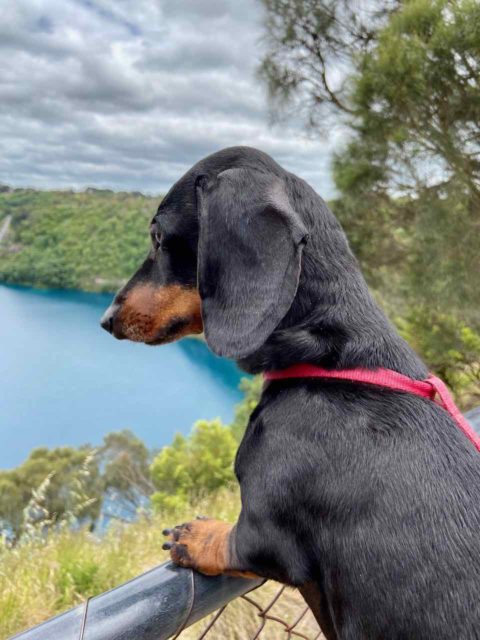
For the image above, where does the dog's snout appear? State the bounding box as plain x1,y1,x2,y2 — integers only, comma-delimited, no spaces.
100,304,118,334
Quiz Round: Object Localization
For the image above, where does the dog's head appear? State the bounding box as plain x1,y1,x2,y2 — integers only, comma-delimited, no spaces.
101,147,308,359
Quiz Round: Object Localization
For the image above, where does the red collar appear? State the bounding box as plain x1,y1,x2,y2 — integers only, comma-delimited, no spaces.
264,364,480,453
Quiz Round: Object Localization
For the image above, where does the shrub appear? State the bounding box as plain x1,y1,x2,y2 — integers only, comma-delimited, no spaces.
150,419,238,512
397,306,480,408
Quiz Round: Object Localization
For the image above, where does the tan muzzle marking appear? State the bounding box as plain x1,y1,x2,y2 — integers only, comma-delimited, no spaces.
118,284,203,344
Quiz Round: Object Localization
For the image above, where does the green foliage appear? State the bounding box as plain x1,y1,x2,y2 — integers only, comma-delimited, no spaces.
100,430,154,511
332,4,480,408
337,0,480,313
331,191,415,292
230,376,263,441
0,377,261,538
258,0,397,127
56,556,101,605
0,446,102,537
0,491,313,640
260,0,480,398
4,488,317,640
0,375,298,637
0,429,158,539
150,419,238,512
353,0,480,196
149,376,262,512
0,188,157,291
397,306,480,406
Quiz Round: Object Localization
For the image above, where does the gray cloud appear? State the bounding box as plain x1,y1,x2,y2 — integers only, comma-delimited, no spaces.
0,0,338,197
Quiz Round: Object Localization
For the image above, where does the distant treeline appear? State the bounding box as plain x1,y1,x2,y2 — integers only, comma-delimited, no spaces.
0,377,262,541
1,178,479,406
0,186,157,292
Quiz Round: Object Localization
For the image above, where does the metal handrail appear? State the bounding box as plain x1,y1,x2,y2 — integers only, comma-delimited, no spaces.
10,562,263,640
10,407,480,640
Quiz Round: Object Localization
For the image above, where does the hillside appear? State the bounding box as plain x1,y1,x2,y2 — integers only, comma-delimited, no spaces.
0,186,159,292
0,487,321,640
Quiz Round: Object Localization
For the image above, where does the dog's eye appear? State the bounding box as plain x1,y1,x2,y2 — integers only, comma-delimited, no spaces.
150,224,162,249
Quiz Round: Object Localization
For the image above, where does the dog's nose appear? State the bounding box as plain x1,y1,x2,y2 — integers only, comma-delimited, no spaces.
100,304,118,334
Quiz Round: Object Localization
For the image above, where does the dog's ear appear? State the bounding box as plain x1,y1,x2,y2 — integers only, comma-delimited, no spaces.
196,167,308,359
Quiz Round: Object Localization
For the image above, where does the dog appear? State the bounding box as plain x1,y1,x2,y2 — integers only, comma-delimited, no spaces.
101,147,480,639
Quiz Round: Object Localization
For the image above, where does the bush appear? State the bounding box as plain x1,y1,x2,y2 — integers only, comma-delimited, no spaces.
0,488,242,638
230,376,263,441
150,419,238,512
397,306,480,408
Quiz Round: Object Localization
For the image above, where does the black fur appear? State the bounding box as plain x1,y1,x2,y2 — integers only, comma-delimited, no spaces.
197,167,308,358
105,147,480,639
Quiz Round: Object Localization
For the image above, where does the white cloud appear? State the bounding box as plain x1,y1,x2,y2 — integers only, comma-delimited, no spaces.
0,0,337,197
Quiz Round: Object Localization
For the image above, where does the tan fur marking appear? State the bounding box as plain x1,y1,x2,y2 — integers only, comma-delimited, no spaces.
166,519,258,578
118,284,203,344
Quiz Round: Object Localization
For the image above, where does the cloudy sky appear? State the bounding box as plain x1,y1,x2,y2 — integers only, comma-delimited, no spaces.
1,0,340,197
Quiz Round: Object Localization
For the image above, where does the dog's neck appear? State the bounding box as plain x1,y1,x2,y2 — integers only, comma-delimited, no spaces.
238,194,427,380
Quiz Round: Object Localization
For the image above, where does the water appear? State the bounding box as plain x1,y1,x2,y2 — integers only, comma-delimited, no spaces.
0,285,245,469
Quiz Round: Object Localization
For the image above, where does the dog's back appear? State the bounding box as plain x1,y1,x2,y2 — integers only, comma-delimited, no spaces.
236,379,480,639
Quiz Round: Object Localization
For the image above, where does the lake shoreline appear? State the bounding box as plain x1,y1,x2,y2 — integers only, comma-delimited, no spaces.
0,285,243,468
0,278,120,295
0,281,207,341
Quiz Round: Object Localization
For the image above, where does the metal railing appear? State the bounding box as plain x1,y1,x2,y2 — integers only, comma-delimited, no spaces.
9,562,261,640
10,408,480,640
9,563,321,640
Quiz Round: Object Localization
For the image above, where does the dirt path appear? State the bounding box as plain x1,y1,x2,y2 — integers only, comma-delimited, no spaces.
0,215,11,243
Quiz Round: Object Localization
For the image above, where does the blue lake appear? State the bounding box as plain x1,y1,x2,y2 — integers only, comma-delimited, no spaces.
0,285,245,469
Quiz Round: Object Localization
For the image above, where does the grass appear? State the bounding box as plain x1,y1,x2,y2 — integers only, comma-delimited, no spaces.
0,488,321,639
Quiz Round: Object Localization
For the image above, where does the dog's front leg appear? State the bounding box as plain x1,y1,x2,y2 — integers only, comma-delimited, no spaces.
162,517,259,578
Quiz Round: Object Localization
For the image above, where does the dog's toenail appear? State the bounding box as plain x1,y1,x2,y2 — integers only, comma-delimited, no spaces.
163,542,172,550
162,528,171,536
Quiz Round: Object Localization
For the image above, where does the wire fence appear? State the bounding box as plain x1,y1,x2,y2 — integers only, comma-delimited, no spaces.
171,579,323,640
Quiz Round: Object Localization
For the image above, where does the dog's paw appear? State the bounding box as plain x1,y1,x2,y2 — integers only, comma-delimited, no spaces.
162,517,232,576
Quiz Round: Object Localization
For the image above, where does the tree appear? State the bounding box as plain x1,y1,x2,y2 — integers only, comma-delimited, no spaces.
260,0,480,189
259,0,399,128
397,306,480,406
0,446,102,537
260,0,480,309
150,419,238,512
0,188,153,292
260,1,480,405
0,431,158,538
351,0,480,199
334,0,480,311
230,376,263,441
100,430,154,517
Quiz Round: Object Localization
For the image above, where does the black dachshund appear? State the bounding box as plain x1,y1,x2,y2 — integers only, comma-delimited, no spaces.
101,147,480,639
